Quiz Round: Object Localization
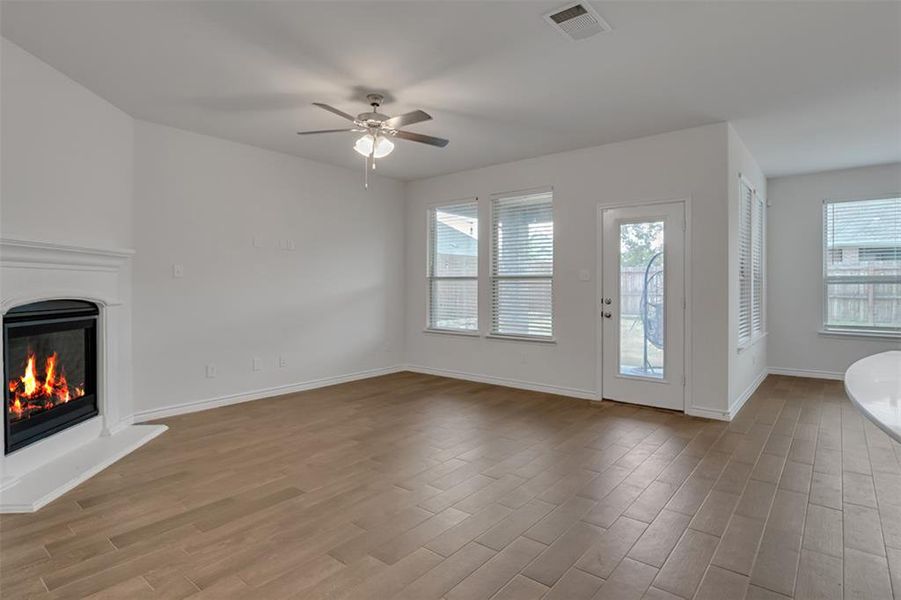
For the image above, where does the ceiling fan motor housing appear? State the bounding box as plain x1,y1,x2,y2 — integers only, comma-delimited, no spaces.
359,93,389,127
358,112,389,127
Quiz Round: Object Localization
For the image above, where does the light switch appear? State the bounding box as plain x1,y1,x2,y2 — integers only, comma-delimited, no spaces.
173,264,184,278
205,364,217,378
578,269,591,281
252,357,263,371
252,236,265,248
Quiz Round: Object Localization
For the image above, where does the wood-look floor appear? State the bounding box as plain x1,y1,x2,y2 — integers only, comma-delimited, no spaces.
1,372,898,599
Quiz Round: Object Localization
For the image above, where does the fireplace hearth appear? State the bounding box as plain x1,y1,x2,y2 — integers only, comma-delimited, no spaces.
3,300,99,454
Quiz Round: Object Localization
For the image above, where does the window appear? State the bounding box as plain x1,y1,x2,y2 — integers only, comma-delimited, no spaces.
491,190,554,339
824,197,901,334
427,201,478,332
738,177,765,346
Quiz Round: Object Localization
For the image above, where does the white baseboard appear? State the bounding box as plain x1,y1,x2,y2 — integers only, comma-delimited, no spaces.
767,367,844,381
133,364,593,425
404,364,596,400
729,368,768,419
685,405,730,421
130,363,844,427
132,365,406,422
687,367,836,422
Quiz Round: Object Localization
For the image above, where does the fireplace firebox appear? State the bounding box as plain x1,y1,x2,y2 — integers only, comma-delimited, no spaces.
3,300,99,454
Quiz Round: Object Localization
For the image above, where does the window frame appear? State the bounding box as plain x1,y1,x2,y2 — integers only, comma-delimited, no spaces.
425,199,480,335
738,175,766,350
821,195,901,338
488,187,556,342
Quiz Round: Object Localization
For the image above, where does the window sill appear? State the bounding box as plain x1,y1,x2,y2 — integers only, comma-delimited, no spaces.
818,329,901,342
485,334,557,344
737,332,767,354
423,328,480,338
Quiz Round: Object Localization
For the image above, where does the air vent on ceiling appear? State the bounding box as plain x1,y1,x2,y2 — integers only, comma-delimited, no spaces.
543,2,611,41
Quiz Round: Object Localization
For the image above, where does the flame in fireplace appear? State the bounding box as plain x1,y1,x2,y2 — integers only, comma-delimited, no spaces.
7,350,86,421
21,354,38,397
42,353,57,397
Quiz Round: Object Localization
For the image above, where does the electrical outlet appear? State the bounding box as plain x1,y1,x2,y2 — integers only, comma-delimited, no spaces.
173,264,184,278
279,355,288,368
205,364,217,378
252,357,263,371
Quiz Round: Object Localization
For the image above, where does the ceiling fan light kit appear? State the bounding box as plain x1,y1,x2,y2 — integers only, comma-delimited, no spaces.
298,93,449,188
354,134,394,159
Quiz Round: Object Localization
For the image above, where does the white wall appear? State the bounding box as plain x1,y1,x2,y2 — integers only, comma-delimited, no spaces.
405,123,732,417
767,163,901,378
1,37,136,420
132,122,405,416
1,37,408,422
727,125,767,412
0,38,134,249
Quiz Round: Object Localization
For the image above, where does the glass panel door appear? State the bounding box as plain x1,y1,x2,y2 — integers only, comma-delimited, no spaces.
618,220,665,378
601,202,684,411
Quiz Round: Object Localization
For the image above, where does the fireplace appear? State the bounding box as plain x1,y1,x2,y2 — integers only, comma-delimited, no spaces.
3,300,99,454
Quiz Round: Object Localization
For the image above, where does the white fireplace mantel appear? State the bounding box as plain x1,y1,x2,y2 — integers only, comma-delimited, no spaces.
0,237,135,272
0,237,166,512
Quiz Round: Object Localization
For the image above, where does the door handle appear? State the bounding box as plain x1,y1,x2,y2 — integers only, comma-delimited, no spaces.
603,298,612,305
603,311,612,319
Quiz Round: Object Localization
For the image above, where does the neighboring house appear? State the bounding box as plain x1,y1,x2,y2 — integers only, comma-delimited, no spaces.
829,197,900,263
435,217,478,274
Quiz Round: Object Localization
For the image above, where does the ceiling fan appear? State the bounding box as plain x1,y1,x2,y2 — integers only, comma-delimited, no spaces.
298,93,449,188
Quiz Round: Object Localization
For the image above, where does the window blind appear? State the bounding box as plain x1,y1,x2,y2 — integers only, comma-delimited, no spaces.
428,201,479,331
752,191,765,335
491,190,554,338
824,197,901,332
738,178,765,346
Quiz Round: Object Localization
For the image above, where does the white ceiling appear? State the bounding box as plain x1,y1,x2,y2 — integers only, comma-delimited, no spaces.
2,1,899,180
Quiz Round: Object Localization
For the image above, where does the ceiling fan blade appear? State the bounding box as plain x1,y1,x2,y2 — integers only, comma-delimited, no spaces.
385,109,432,129
296,128,358,135
393,129,449,148
312,102,357,122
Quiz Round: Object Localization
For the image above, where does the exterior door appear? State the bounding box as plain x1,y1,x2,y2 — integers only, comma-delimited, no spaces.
601,202,685,411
